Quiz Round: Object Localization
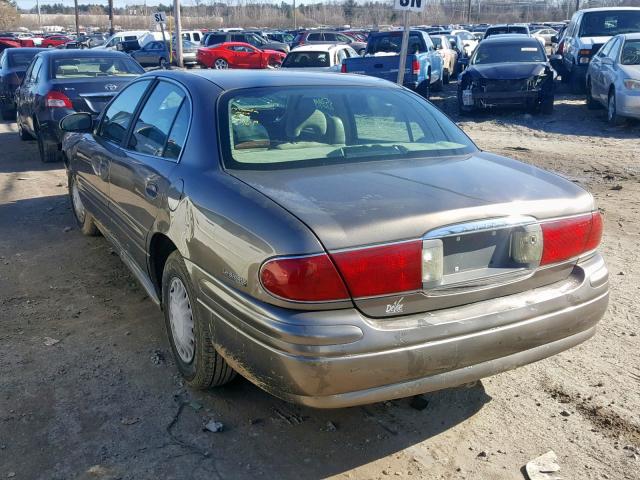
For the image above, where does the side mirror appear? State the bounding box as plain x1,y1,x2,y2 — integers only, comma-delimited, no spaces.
551,35,558,44
601,57,614,66
60,112,93,132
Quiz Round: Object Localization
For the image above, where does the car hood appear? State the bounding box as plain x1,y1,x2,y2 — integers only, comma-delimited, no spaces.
231,151,594,250
620,64,640,79
466,62,547,80
262,48,284,56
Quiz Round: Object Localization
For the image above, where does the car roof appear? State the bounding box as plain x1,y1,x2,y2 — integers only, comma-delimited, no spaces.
155,69,394,91
6,47,46,55
620,33,640,40
480,35,540,45
36,49,132,58
579,7,640,13
290,44,347,52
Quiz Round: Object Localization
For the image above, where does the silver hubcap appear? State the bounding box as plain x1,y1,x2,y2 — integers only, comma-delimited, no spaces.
168,277,195,363
72,179,85,223
214,59,228,69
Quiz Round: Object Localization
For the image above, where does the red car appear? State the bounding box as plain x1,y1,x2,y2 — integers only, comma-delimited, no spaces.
41,35,72,48
196,42,285,70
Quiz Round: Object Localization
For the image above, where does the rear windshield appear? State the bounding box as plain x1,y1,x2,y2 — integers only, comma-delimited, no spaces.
282,51,330,68
367,34,424,54
219,86,476,170
580,11,640,37
472,42,546,64
52,57,144,78
486,26,528,37
431,36,442,48
621,39,640,65
8,52,38,68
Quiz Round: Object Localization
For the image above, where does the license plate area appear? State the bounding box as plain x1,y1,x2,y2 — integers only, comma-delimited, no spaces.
423,216,541,292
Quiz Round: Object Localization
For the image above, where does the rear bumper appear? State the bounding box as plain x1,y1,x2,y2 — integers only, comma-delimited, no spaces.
38,108,75,145
192,253,608,408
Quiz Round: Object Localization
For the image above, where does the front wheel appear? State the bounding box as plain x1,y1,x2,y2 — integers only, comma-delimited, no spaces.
607,90,624,126
586,79,599,110
213,58,229,69
162,251,237,389
69,174,99,236
17,114,33,140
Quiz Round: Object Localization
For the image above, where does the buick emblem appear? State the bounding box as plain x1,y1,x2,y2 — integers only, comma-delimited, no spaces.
104,84,118,91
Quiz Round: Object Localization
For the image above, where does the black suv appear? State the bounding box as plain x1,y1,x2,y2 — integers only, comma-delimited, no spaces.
201,31,289,53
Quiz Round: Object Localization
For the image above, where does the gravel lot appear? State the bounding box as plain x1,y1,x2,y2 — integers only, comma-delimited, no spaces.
1,82,639,480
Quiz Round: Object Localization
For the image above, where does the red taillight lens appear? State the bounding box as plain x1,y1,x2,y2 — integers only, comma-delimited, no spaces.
45,91,72,108
341,63,347,73
260,253,349,302
412,59,420,75
331,241,422,298
540,212,602,266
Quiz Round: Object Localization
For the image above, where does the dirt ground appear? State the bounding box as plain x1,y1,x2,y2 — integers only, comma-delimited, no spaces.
1,82,639,480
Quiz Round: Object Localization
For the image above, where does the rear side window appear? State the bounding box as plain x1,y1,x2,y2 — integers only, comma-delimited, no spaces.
98,80,151,144
206,34,226,46
164,101,191,160
307,33,322,41
128,81,187,158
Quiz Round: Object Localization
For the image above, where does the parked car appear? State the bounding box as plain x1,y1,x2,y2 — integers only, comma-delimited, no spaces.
0,47,44,120
15,49,144,162
551,7,640,93
532,28,558,46
41,35,71,48
483,24,530,40
586,33,640,124
130,40,198,68
282,44,358,71
431,35,458,83
458,35,555,114
342,30,444,98
196,42,285,69
60,69,608,408
94,30,153,50
292,30,367,55
201,31,289,53
263,31,295,47
0,38,22,53
451,29,479,56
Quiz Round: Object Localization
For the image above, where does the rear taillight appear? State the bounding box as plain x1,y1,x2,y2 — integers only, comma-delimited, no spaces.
540,212,602,266
45,91,72,108
341,63,347,73
331,241,422,298
260,253,349,302
411,59,420,75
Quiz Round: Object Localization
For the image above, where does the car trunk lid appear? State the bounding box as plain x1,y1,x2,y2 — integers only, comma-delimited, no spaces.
232,152,595,317
50,77,132,114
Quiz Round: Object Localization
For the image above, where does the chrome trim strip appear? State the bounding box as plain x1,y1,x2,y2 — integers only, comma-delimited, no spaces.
423,215,537,239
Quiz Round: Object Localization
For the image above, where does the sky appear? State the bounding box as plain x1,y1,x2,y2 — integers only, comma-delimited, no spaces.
15,0,303,8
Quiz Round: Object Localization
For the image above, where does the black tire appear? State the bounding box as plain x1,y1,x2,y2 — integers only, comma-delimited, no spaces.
570,71,585,94
159,57,169,69
540,96,554,115
1,106,15,121
68,174,99,236
586,79,599,110
37,131,60,163
607,90,624,126
17,115,33,140
162,250,236,389
417,80,430,99
358,49,365,56
431,76,443,93
443,68,450,85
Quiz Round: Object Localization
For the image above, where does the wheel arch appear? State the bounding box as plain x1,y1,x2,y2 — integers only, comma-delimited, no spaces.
148,232,179,300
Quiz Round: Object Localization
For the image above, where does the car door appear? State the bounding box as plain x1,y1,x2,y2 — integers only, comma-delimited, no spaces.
74,79,153,230
20,56,42,135
594,39,617,102
108,79,190,269
604,38,622,94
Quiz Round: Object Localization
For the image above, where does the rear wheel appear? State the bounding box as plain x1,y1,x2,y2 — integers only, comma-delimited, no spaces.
69,174,99,236
213,58,228,69
159,57,169,69
431,75,443,92
162,251,236,389
416,79,430,99
36,130,60,163
443,68,450,85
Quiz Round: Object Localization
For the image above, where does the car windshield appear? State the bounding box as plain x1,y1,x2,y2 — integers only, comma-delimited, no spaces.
52,57,144,78
220,86,476,170
580,11,640,37
472,42,546,64
621,39,640,65
8,52,38,68
457,32,475,41
282,51,330,68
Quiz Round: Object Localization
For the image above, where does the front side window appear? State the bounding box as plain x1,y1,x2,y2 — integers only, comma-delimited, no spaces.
52,56,144,78
220,86,475,170
128,81,187,157
98,79,151,144
621,39,640,65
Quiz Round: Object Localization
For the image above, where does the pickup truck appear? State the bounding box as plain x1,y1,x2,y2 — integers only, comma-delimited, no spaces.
341,30,443,98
